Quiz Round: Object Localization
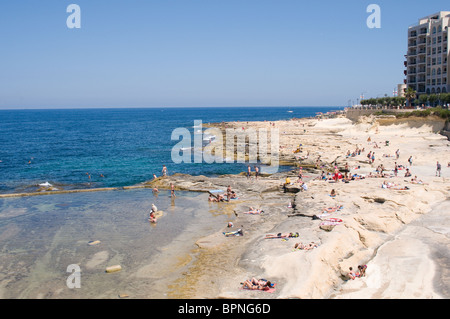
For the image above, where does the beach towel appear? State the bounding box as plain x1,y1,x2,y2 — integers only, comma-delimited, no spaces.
223,229,243,237
264,232,299,239
320,219,342,226
317,213,331,219
324,218,342,223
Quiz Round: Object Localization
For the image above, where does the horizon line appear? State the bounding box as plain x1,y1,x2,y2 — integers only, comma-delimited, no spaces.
0,105,346,111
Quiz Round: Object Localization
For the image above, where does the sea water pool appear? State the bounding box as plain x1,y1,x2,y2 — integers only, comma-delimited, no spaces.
0,188,235,298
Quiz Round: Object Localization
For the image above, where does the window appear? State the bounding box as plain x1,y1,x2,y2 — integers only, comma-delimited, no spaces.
438,57,441,65
432,69,436,76
433,27,437,34
438,68,441,75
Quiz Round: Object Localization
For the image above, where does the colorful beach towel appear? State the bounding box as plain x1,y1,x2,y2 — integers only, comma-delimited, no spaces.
320,218,343,226
223,229,243,237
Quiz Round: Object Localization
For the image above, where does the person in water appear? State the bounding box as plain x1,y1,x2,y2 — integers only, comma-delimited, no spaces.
171,183,176,197
149,211,157,223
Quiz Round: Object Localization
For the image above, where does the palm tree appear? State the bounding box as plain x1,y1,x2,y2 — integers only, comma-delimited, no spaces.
404,87,416,108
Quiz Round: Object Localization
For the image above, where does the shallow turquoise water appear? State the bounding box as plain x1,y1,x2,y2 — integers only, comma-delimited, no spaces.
0,189,234,298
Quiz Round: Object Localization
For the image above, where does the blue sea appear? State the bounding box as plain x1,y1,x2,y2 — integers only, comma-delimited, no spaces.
0,106,341,194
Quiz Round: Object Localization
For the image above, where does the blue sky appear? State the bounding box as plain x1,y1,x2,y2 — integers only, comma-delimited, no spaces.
0,0,448,108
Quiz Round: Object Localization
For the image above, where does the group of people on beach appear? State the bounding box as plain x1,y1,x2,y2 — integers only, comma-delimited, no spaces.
145,127,447,295
348,265,367,280
241,278,274,291
247,165,260,180
208,185,237,202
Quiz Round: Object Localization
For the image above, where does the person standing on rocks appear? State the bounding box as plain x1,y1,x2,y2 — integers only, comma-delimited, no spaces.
254,166,259,180
436,161,441,177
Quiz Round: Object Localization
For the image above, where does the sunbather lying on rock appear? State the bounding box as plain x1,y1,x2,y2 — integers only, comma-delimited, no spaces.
293,242,319,250
241,278,274,291
265,232,299,239
243,207,264,214
348,267,361,280
323,205,343,213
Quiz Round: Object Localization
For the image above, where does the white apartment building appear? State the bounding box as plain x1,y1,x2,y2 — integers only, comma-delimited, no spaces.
405,11,450,95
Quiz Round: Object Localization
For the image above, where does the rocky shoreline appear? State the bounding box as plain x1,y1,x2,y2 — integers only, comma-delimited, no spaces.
150,115,449,299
